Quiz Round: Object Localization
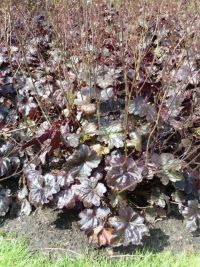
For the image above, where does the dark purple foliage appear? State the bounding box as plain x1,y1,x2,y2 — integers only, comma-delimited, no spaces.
0,188,11,216
24,165,60,206
128,96,157,122
74,173,106,207
63,144,101,178
0,1,200,248
180,200,200,232
105,153,143,191
109,207,148,246
78,207,110,235
56,188,76,209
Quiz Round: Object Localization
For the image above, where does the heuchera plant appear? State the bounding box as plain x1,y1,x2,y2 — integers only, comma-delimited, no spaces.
0,0,200,248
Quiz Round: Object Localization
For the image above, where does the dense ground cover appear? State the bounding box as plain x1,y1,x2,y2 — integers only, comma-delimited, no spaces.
0,0,200,250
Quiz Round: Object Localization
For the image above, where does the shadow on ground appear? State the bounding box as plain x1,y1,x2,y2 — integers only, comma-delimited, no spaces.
114,228,169,255
1,207,200,258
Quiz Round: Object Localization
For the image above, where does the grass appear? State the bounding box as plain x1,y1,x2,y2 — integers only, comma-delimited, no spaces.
0,233,200,267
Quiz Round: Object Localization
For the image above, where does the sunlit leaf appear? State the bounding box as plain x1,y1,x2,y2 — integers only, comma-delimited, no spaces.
180,200,200,232
105,153,143,192
151,153,183,185
18,96,37,116
126,132,142,151
55,170,74,187
109,207,148,246
56,188,76,209
98,122,124,149
20,199,32,216
64,144,101,178
97,74,114,89
24,166,60,206
0,157,11,177
78,207,110,235
74,173,106,207
80,103,96,115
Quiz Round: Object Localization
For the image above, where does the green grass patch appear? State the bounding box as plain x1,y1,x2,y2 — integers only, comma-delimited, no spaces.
0,233,200,267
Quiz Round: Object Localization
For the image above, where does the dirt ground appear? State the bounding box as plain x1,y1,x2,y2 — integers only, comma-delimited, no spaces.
1,207,200,258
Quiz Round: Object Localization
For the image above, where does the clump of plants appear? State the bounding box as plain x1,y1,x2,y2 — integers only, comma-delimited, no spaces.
0,0,199,247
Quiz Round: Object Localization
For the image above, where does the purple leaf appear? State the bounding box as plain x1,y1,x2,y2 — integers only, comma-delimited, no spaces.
0,188,11,216
61,125,80,148
78,207,110,234
56,188,76,209
142,162,157,180
0,157,11,177
65,133,80,148
180,200,200,232
56,170,74,187
0,140,13,155
151,153,183,185
74,173,107,207
0,140,20,177
105,153,143,192
109,207,148,246
24,166,60,206
97,74,114,89
64,144,101,178
129,96,156,122
20,199,32,216
18,96,37,116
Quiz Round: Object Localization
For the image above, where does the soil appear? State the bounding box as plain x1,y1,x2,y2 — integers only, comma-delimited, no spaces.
1,207,200,258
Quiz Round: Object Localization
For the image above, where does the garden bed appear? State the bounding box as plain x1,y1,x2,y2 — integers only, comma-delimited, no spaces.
0,0,199,254
1,207,200,258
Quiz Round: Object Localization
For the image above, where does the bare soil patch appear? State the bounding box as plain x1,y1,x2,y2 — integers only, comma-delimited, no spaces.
1,208,200,258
